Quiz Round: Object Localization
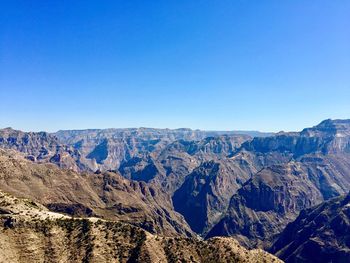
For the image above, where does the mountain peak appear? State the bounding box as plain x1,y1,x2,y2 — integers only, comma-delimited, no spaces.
301,119,350,137
316,118,350,128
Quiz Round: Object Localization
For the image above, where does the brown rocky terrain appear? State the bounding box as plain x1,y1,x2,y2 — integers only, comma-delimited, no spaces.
0,127,254,174
120,134,251,189
172,159,253,235
0,149,193,237
54,128,255,172
0,131,254,240
1,119,350,262
0,190,282,263
118,135,257,237
270,193,350,262
207,120,350,248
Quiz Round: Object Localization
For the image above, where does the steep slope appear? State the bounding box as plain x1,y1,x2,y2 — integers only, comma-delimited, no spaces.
173,159,253,235
119,120,350,242
119,135,251,189
270,193,350,263
0,149,193,237
0,190,282,263
207,119,350,248
207,154,350,248
120,135,255,236
0,128,254,238
2,119,350,254
206,162,320,247
168,135,293,236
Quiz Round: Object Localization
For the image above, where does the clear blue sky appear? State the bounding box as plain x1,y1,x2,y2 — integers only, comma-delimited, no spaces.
1,1,349,132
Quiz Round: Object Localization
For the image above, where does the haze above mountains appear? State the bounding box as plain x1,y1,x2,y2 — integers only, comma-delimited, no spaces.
1,119,350,262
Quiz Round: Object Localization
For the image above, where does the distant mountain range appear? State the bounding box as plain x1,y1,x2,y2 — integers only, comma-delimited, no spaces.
1,119,350,262
0,127,272,172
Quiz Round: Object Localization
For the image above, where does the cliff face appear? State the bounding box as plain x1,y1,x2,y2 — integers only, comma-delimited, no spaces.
119,135,255,236
54,128,252,172
0,128,92,172
270,193,350,263
118,135,253,203
0,191,281,263
206,163,325,247
0,127,252,174
240,119,350,157
207,120,350,248
173,159,253,235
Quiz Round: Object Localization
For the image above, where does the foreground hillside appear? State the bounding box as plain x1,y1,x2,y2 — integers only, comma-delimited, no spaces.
0,191,281,263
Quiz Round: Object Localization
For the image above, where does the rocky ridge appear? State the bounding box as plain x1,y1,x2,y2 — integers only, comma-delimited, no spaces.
270,192,350,262
0,190,282,263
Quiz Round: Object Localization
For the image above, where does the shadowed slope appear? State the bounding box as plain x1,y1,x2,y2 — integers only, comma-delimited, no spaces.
270,193,350,263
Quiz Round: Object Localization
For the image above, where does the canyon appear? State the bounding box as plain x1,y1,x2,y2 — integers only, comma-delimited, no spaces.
1,119,350,262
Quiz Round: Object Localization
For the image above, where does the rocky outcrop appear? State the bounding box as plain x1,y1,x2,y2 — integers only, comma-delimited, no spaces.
0,190,282,263
184,135,252,157
119,135,255,236
270,193,350,263
53,119,350,246
0,129,254,238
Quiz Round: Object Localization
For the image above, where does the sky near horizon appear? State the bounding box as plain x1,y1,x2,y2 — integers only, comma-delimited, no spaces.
1,1,349,132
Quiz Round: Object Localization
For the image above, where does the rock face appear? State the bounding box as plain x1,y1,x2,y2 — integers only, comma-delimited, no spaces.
207,119,350,248
206,163,324,247
173,159,252,235
54,128,254,172
0,149,193,237
2,119,350,259
119,134,251,185
0,127,255,238
0,190,282,263
240,119,350,157
118,135,255,236
0,127,255,174
0,127,92,172
270,193,350,263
